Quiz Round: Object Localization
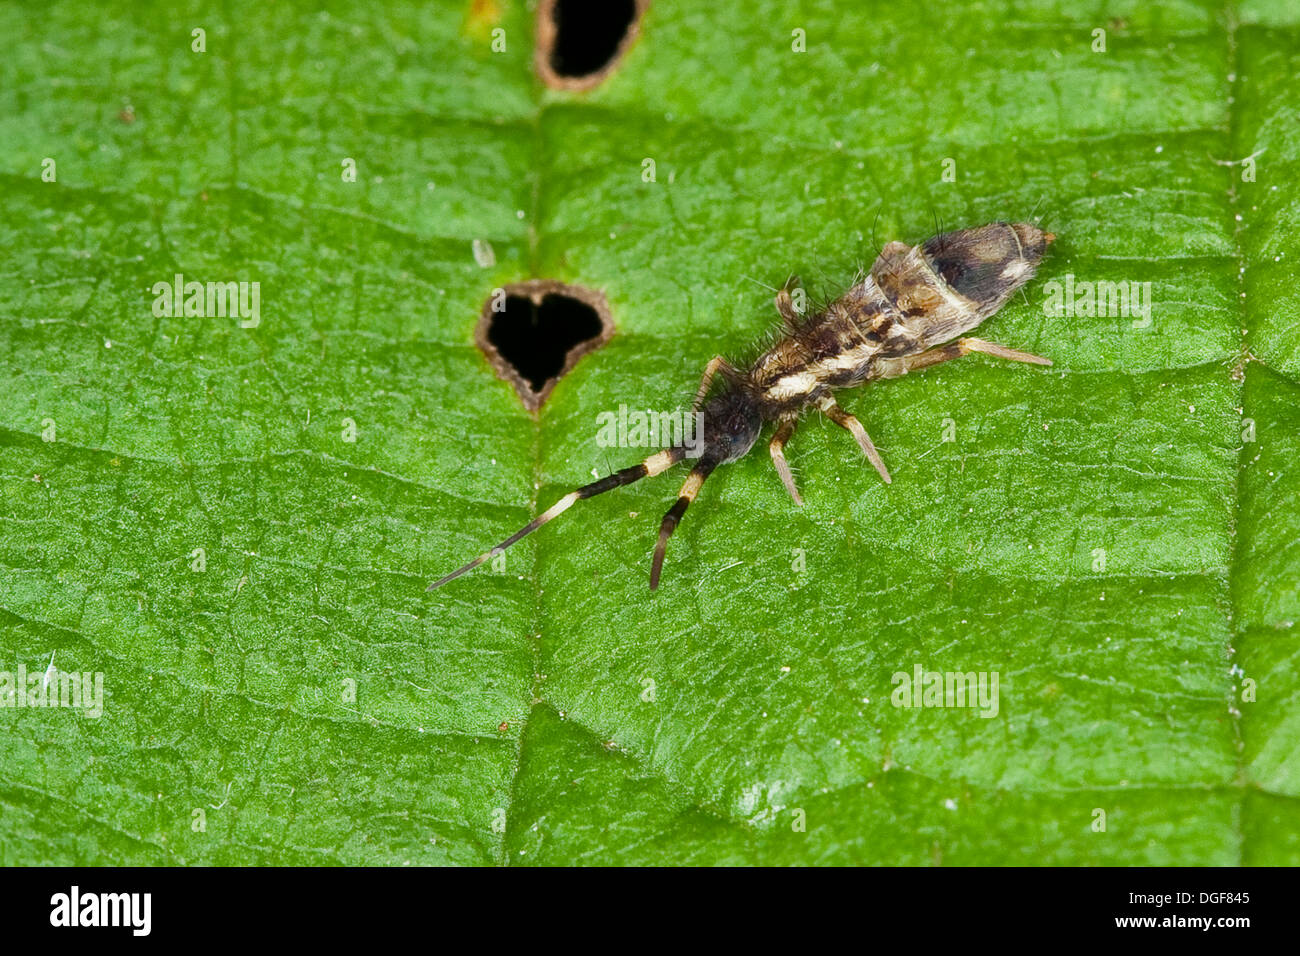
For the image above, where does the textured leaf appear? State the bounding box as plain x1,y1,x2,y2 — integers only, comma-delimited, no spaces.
1,0,1297,865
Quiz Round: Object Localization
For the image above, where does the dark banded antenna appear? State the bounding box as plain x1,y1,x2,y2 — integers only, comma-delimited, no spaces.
427,447,686,590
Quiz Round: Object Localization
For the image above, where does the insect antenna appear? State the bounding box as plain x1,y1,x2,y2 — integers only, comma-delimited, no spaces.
427,446,687,590
649,457,719,590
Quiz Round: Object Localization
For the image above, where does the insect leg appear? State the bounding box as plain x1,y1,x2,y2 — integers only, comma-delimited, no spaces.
819,397,892,484
650,458,719,589
768,418,803,505
774,276,802,328
886,342,963,374
879,338,1052,378
956,337,1053,366
692,356,737,410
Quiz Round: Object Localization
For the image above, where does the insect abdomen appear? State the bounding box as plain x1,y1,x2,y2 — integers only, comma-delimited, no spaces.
746,222,1050,415
872,222,1050,350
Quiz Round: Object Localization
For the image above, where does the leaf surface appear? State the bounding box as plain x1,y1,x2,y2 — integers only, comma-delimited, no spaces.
1,0,1297,864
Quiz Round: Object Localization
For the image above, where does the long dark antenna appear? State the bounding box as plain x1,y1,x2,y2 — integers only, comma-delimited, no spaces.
428,447,685,589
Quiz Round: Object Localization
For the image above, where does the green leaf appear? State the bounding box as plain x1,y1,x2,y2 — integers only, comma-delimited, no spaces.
1,0,1297,865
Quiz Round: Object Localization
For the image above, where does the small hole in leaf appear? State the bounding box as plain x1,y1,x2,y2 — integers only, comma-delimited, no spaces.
476,280,614,412
488,295,600,391
535,0,648,91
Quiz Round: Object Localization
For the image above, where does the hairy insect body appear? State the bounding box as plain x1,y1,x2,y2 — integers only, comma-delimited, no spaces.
431,222,1054,592
752,223,1049,413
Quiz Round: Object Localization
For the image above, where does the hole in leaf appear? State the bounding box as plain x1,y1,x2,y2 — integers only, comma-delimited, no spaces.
535,0,648,91
475,280,615,412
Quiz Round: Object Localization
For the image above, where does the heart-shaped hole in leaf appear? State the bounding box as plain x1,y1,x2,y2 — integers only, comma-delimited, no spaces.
535,0,649,91
476,280,615,412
